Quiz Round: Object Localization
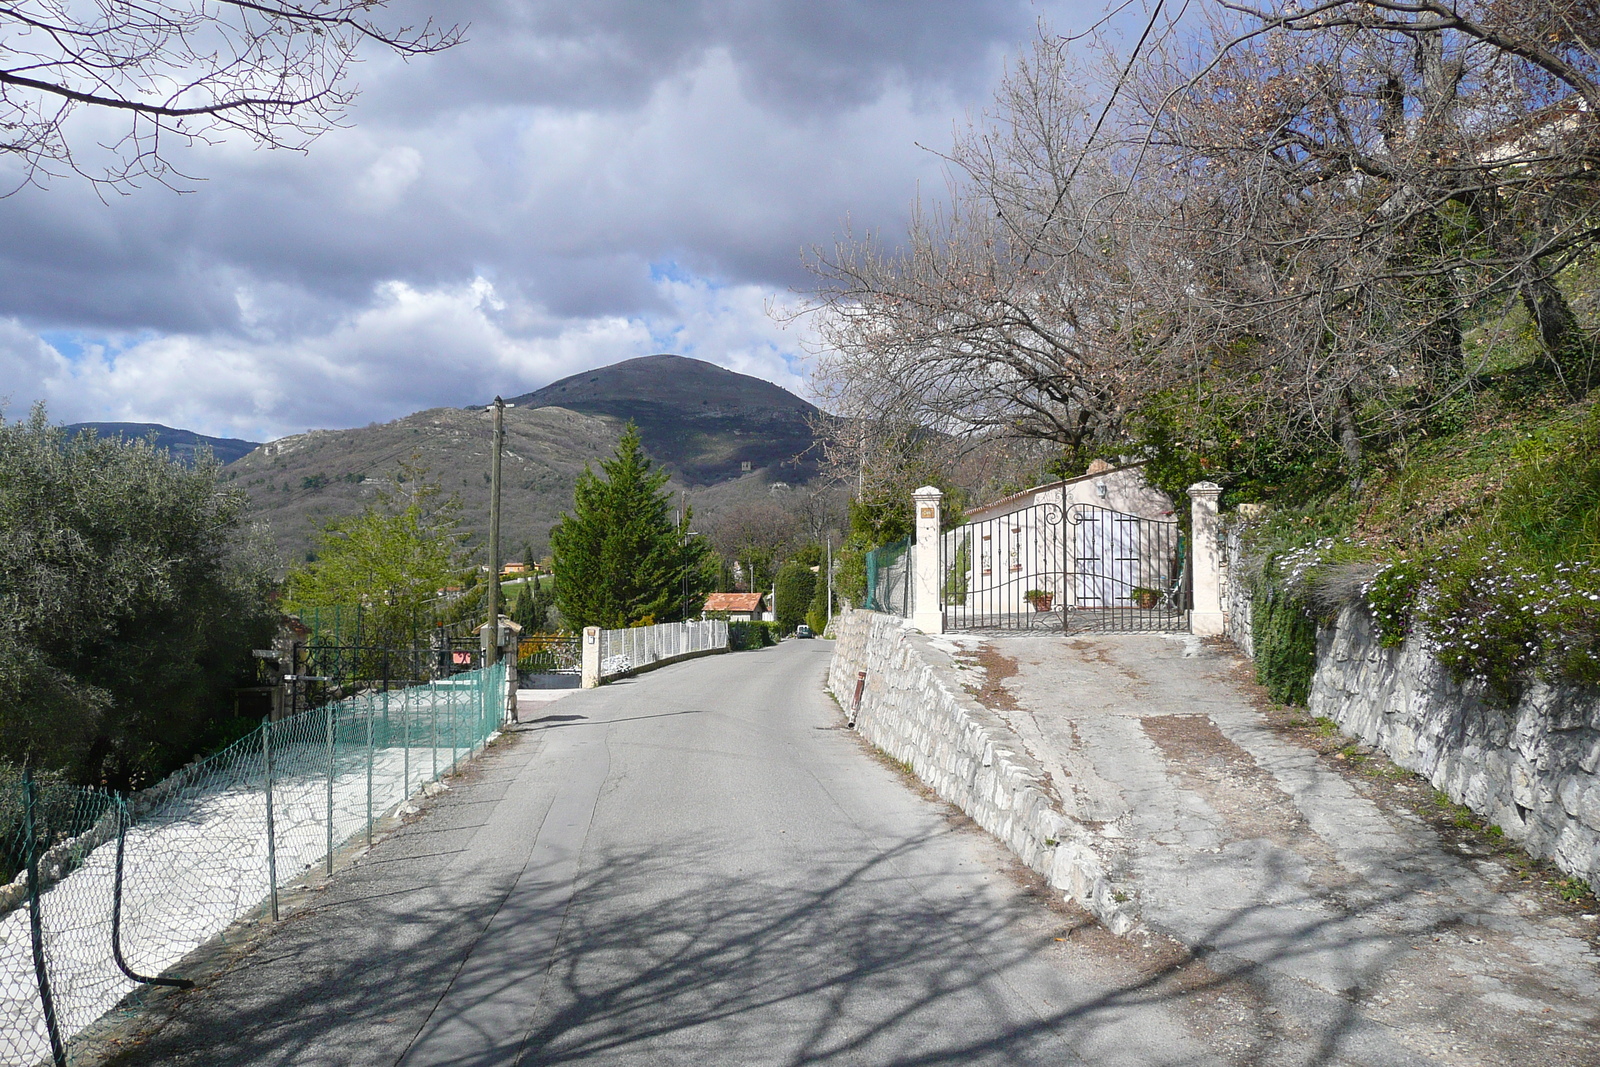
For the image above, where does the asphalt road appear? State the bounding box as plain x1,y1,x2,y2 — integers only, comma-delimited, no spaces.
104,642,1221,1067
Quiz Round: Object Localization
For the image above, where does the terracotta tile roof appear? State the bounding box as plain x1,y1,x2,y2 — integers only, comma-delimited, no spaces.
704,592,765,612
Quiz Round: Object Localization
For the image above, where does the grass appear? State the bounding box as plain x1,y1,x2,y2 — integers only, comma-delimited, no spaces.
1237,342,1600,696
1554,876,1594,903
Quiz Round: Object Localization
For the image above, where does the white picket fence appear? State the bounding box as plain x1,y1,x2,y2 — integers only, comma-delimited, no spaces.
598,619,728,679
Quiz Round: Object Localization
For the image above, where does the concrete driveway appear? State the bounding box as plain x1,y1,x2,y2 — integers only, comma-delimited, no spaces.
969,632,1600,1067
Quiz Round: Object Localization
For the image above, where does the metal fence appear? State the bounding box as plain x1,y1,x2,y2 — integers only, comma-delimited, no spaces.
862,537,912,617
0,660,509,1067
598,620,728,679
518,633,580,675
938,501,1187,634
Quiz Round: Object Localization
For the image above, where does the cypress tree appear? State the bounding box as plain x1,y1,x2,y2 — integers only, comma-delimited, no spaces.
550,424,713,629
774,561,816,634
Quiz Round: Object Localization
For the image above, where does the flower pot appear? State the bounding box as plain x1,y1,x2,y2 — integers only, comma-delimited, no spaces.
1133,589,1159,610
1028,595,1053,612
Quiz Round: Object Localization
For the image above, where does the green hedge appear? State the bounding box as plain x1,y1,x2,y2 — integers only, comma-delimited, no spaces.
729,621,780,650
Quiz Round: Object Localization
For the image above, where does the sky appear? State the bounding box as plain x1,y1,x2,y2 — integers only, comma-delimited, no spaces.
0,0,1115,443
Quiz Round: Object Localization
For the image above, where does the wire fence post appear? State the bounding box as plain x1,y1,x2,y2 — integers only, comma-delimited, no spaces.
366,691,375,848
431,682,439,781
402,688,410,799
325,700,335,875
263,718,279,922
112,800,193,990
24,768,66,1067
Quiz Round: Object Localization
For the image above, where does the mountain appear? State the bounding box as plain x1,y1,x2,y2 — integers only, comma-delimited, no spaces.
66,422,261,465
222,405,624,566
502,354,822,486
225,354,826,569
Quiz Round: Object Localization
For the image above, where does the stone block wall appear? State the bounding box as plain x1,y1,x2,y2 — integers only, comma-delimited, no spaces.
1311,606,1600,885
1225,535,1600,886
828,609,1139,934
1222,519,1253,657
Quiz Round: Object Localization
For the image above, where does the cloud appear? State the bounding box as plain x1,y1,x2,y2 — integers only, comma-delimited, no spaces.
0,0,1105,437
3,272,818,441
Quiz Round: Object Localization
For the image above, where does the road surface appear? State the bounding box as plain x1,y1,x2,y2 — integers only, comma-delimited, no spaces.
99,641,1392,1066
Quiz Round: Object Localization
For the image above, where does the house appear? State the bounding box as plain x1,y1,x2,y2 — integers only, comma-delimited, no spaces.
500,561,530,577
943,461,1178,618
703,591,768,622
962,459,1172,526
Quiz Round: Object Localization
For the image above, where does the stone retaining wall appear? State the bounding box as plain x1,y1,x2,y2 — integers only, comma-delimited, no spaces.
1222,520,1254,657
1311,606,1600,884
828,609,1139,934
1225,532,1600,886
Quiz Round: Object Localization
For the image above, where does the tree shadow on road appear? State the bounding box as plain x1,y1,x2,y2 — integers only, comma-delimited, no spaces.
93,826,1599,1067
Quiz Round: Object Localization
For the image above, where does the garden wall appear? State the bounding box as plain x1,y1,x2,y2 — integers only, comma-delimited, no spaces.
827,609,1139,934
1225,531,1600,886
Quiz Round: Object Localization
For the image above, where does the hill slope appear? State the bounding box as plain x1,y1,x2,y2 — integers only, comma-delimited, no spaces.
503,354,822,485
223,405,623,567
66,422,260,465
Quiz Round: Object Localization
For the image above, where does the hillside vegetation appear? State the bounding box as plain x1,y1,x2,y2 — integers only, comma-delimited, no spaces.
226,354,827,569
224,404,622,567
1228,302,1600,705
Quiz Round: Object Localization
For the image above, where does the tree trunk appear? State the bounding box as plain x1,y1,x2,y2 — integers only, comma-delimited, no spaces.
1518,266,1594,397
1336,388,1363,493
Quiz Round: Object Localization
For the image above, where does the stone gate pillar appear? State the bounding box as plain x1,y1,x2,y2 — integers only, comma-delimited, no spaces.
581,625,601,688
912,486,945,635
1189,481,1224,636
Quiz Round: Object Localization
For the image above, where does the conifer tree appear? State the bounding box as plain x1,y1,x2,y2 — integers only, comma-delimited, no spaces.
550,424,714,629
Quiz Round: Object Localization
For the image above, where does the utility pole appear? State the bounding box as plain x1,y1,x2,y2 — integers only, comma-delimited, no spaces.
826,536,833,628
487,397,505,666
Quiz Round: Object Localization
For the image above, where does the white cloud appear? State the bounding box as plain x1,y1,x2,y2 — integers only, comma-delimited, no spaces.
352,146,424,213
7,272,815,441
0,1,1108,438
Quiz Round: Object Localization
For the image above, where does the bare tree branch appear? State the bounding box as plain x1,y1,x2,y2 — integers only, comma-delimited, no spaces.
0,0,462,192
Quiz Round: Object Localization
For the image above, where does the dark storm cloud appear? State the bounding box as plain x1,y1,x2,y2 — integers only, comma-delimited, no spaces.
371,0,1029,114
0,0,1103,438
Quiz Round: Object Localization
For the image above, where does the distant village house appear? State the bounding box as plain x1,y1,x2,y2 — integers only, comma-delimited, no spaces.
703,592,768,622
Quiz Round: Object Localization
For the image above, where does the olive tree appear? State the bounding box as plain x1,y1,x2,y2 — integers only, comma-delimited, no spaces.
0,407,276,784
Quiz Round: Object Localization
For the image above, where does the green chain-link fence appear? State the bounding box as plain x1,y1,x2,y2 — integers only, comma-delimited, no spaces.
862,537,912,616
0,659,508,1066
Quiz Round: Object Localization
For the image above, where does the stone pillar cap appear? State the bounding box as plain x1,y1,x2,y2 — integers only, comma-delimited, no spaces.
912,485,944,499
1187,481,1223,496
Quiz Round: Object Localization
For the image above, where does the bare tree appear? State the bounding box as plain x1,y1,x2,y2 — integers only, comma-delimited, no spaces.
703,500,800,591
1,1,461,191
805,5,1598,501
805,37,1159,457
1120,0,1600,475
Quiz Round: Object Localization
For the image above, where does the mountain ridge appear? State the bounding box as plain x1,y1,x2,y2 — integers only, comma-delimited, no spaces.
223,354,824,567
500,354,822,486
65,422,261,465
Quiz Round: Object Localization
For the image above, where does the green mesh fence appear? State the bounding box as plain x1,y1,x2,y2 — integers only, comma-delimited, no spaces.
0,660,508,1066
862,537,912,616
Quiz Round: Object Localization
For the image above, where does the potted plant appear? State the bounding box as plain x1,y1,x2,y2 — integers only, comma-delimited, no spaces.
1131,586,1160,609
1024,589,1053,612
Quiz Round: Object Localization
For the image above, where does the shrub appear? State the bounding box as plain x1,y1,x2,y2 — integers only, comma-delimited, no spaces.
775,561,817,634
806,567,833,636
1251,578,1318,706
1365,559,1424,647
728,620,780,650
